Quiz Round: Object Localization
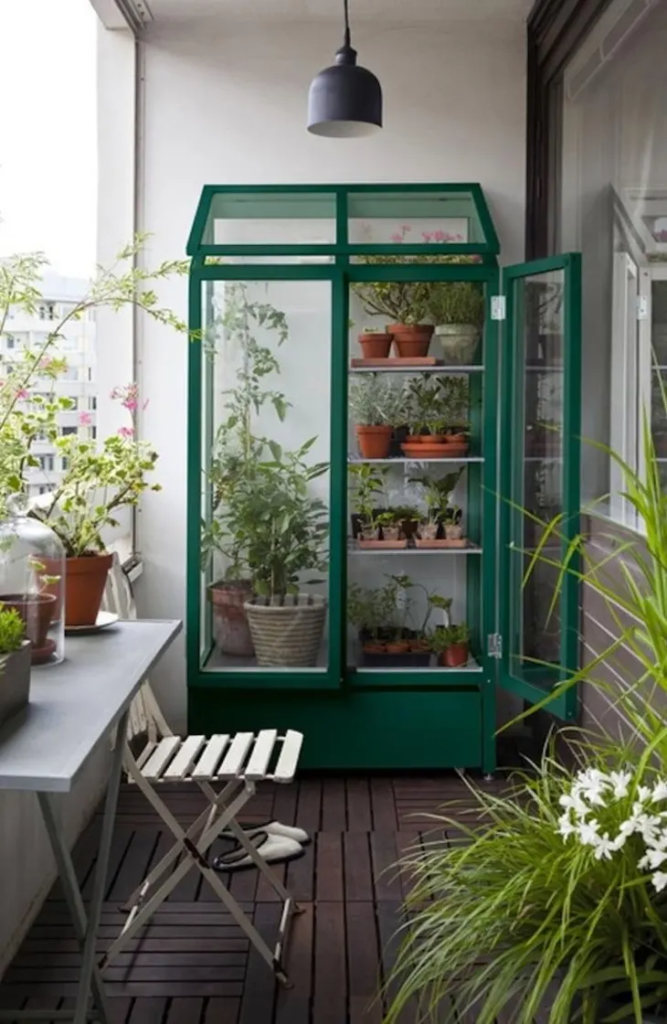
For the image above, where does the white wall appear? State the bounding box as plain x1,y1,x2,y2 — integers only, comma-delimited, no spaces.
104,16,527,728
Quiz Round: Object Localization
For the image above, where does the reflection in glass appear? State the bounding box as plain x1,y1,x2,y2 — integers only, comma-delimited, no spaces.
201,280,331,671
510,271,565,679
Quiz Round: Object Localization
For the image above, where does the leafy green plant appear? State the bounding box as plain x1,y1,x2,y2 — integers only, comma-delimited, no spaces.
349,462,388,525
0,237,189,518
214,437,328,598
0,606,25,655
428,621,469,653
410,468,464,524
427,280,485,326
384,748,667,1024
350,374,403,427
405,376,447,435
438,376,470,431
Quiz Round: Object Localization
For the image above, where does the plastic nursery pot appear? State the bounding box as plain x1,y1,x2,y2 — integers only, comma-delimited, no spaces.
435,324,480,365
355,424,393,459
207,579,255,658
358,333,392,359
418,522,439,541
65,552,114,627
0,593,56,664
388,324,434,359
381,525,402,542
444,524,464,541
441,643,469,668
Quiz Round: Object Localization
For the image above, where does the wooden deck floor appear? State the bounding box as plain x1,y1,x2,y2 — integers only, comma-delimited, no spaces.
0,772,509,1024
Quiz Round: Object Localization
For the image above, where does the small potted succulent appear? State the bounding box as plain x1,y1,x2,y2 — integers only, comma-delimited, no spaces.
350,375,402,460
0,605,30,730
431,622,470,667
358,326,393,360
427,279,485,365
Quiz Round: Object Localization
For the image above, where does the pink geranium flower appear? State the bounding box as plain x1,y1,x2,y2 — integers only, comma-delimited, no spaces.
117,426,134,439
14,387,29,400
78,411,93,426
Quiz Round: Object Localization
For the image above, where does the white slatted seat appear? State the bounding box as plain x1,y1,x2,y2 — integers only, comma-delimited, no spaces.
99,556,304,986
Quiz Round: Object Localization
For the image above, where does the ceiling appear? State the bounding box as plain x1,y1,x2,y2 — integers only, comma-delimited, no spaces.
138,0,534,25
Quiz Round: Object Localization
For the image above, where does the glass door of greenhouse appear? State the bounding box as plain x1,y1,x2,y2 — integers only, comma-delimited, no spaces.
191,268,347,688
499,254,582,721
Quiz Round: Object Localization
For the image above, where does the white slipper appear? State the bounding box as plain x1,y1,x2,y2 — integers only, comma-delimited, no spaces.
212,831,305,873
221,821,311,846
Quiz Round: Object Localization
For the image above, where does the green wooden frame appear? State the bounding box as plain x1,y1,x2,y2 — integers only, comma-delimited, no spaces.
499,253,582,720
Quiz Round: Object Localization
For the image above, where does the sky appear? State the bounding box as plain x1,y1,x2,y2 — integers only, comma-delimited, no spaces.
0,0,97,278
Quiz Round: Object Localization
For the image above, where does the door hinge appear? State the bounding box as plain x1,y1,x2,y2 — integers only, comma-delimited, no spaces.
491,296,506,321
637,296,649,321
487,633,503,659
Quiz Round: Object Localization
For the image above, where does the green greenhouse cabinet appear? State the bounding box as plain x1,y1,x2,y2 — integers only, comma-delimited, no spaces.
185,184,582,772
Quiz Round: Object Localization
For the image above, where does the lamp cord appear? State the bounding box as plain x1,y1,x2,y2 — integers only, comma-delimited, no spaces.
343,0,351,47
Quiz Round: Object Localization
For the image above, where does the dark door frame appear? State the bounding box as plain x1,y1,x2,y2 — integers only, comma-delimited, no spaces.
526,0,616,259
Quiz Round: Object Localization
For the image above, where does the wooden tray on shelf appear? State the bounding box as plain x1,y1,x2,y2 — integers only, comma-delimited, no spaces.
351,357,441,368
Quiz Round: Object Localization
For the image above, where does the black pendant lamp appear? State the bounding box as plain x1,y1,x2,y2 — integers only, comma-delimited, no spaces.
307,0,382,137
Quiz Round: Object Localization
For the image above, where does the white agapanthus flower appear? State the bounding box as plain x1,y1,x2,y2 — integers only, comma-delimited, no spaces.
557,767,667,894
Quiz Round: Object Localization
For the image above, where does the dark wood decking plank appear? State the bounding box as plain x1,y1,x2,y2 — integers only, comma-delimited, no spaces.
316,833,344,902
203,996,241,1024
274,902,313,1024
346,778,372,833
238,903,279,1024
107,829,160,905
127,997,169,1023
370,833,401,902
294,778,322,833
396,831,422,901
271,780,297,827
370,779,397,831
376,902,420,1024
82,823,134,902
322,778,346,831
285,839,314,903
164,996,205,1024
343,832,373,902
346,901,382,1017
313,902,347,1024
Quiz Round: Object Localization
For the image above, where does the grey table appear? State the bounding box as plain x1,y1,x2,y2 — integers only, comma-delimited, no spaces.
0,619,182,1024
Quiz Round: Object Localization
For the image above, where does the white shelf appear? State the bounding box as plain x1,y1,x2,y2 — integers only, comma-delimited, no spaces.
349,544,482,555
349,365,483,374
348,457,483,465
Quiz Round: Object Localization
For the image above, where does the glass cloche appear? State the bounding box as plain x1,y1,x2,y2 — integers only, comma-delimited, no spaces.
0,494,65,665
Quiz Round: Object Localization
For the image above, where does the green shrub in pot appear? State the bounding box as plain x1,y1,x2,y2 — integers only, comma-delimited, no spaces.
0,604,30,730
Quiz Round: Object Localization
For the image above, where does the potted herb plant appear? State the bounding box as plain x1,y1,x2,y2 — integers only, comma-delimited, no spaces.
350,374,401,460
353,254,433,358
428,279,485,365
430,622,470,667
238,439,329,668
29,390,159,628
0,604,30,730
349,464,407,548
443,506,466,546
411,468,464,547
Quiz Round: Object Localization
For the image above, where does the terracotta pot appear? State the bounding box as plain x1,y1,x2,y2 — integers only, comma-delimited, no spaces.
208,580,254,657
427,434,447,444
363,641,386,654
65,553,113,627
405,434,425,444
389,324,434,360
386,641,410,655
359,333,392,359
355,424,393,459
442,643,469,668
0,593,56,659
445,432,467,444
409,638,429,652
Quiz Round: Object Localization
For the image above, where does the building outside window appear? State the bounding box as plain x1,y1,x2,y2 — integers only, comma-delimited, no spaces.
532,0,667,528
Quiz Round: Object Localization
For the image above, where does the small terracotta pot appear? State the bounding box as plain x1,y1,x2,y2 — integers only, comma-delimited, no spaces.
356,424,393,459
405,434,425,444
427,434,446,444
386,641,410,655
389,324,434,359
409,638,429,652
359,333,392,359
208,580,254,657
363,641,386,654
445,432,467,444
441,643,469,668
0,592,56,654
65,553,114,627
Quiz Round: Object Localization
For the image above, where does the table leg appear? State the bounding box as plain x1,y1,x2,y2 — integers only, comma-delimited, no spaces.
39,708,129,1024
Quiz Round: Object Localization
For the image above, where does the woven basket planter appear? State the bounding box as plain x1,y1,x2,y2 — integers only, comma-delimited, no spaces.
244,594,327,667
